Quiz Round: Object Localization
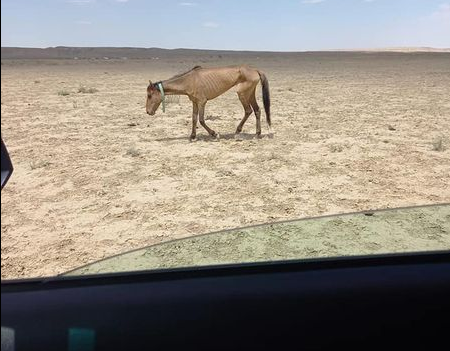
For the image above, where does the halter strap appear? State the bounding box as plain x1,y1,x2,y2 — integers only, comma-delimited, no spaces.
156,82,165,113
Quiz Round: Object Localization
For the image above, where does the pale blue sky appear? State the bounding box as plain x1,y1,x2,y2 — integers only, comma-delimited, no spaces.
1,0,449,51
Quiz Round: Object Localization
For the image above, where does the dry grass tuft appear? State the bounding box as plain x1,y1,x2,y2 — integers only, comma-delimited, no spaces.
78,86,98,94
57,90,70,96
431,136,446,152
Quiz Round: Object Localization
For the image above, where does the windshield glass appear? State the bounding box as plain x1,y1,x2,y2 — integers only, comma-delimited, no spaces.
65,204,450,276
1,1,449,280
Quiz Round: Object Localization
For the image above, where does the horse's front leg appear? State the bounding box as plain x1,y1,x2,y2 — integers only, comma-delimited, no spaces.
198,102,219,139
190,102,199,141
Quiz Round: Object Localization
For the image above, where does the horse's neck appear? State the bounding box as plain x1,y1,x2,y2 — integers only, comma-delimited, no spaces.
162,75,191,95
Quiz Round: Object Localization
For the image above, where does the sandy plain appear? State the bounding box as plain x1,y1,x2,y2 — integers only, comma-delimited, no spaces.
1,50,450,278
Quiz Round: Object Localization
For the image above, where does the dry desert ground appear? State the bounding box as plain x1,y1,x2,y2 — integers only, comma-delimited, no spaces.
1,51,450,278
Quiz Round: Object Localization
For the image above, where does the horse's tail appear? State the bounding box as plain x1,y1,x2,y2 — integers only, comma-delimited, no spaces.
258,71,271,129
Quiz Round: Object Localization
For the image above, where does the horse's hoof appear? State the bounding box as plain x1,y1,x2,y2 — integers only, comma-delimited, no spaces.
211,133,220,141
190,137,197,142
256,133,262,139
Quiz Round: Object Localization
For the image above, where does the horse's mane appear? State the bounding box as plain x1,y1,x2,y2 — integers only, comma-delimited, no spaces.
170,65,202,79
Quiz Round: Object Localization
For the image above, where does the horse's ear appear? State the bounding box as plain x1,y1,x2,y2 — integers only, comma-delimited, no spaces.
148,80,153,85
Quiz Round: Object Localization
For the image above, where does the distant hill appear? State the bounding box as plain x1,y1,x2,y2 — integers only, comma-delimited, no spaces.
1,46,449,59
0,47,267,60
337,47,450,53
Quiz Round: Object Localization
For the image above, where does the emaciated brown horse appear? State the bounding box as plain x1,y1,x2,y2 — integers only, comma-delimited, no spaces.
146,65,271,141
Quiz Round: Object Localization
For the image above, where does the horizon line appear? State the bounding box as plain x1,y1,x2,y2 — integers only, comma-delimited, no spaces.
2,46,450,53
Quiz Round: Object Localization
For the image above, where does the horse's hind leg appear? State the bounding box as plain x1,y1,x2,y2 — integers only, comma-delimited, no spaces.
235,91,253,136
250,93,261,138
198,102,218,138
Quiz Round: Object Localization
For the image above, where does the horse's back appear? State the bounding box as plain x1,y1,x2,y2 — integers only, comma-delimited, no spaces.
195,65,259,82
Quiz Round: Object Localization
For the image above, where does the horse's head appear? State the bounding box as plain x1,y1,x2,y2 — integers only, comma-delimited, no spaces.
146,80,162,115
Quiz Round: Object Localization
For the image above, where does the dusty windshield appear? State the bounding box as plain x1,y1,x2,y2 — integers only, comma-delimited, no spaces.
1,1,450,280
65,204,450,276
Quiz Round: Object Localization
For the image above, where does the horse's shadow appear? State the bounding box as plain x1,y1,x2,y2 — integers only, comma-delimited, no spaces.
154,133,271,142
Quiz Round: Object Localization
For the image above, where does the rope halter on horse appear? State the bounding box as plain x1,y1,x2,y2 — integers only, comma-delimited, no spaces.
155,82,166,113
